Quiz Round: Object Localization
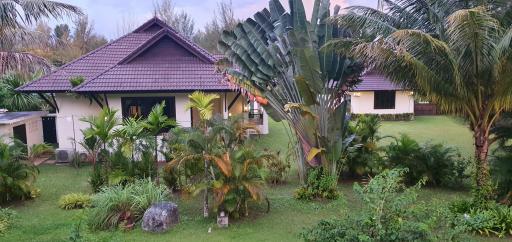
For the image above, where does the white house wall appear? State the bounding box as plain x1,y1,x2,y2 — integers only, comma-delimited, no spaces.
55,92,268,151
350,91,414,114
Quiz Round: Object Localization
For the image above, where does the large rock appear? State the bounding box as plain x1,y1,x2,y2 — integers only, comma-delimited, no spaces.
142,202,179,233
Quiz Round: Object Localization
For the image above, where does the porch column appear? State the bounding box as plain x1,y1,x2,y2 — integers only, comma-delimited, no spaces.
222,92,229,119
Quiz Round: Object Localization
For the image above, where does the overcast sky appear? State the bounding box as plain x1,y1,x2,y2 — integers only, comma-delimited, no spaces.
57,0,377,39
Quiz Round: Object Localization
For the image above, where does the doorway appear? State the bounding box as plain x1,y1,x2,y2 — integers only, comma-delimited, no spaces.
13,124,27,144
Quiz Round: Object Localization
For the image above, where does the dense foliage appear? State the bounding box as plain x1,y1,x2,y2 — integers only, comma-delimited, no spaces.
58,193,92,210
0,140,39,204
384,135,469,188
87,179,170,231
295,168,339,201
302,169,466,242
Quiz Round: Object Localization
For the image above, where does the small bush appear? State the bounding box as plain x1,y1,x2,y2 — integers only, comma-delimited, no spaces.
59,193,92,210
0,208,16,235
265,152,290,184
295,168,339,201
384,134,469,188
87,179,170,231
302,169,466,242
452,203,512,238
89,165,107,193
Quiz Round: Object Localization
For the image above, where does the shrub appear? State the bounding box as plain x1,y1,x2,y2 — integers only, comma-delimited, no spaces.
89,165,107,193
351,113,414,121
490,148,512,203
452,203,512,238
28,143,54,162
295,168,339,201
87,179,170,230
0,208,16,235
59,193,92,210
302,169,466,242
0,140,39,203
384,135,469,188
344,115,385,177
265,151,290,185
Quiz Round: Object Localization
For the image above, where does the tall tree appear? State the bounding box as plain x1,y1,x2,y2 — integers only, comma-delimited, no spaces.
331,5,512,194
72,16,108,56
0,0,82,74
194,0,238,53
218,0,363,182
153,0,195,38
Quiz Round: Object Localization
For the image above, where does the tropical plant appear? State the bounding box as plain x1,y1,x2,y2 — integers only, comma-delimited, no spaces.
344,115,386,177
80,108,119,154
451,202,512,238
76,128,101,165
302,169,466,241
384,135,469,187
87,179,170,231
0,140,39,203
184,91,219,218
218,0,364,183
115,117,147,160
210,148,272,218
58,193,92,210
0,72,47,111
27,143,54,162
331,3,512,195
0,208,16,235
143,102,176,182
0,0,82,74
265,149,291,185
295,167,339,201
210,114,259,148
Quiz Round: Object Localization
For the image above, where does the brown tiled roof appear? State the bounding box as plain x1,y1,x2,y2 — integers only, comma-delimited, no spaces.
354,73,405,91
18,17,230,93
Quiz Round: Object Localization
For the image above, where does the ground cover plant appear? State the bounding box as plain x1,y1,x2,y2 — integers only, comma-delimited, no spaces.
58,193,92,210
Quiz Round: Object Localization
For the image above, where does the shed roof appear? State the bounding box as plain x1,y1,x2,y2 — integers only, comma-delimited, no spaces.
0,111,48,125
17,17,230,93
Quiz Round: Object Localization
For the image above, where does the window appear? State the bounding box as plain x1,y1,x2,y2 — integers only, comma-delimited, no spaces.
121,97,176,119
374,91,396,109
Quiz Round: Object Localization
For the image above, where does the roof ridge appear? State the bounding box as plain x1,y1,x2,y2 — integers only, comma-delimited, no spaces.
118,28,216,65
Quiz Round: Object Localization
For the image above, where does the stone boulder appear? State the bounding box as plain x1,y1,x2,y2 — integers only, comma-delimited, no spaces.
142,202,179,233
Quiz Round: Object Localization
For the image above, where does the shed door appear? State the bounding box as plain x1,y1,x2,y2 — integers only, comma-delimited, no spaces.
13,124,27,144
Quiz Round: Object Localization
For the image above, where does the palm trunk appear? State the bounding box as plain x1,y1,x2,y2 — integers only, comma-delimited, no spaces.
474,125,491,193
155,135,160,185
203,157,209,218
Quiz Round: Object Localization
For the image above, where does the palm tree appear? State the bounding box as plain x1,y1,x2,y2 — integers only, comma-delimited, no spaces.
0,72,46,111
333,6,512,193
0,0,82,74
218,0,363,182
115,117,146,160
80,108,119,153
143,102,176,183
185,91,220,132
184,91,219,218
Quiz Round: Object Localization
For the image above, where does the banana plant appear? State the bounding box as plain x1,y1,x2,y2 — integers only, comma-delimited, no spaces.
218,0,363,181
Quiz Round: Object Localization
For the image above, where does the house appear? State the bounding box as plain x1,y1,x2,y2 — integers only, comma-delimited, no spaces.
349,73,415,120
0,111,48,147
17,17,268,151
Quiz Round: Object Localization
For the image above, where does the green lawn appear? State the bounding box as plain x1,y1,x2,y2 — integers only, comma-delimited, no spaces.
2,116,505,242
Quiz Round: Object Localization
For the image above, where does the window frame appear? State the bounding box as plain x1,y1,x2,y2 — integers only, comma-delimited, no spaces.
373,90,396,110
121,96,176,120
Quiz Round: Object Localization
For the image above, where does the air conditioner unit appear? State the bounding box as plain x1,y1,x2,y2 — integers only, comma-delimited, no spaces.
55,149,75,163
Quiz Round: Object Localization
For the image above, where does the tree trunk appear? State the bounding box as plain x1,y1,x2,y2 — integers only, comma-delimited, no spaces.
203,153,209,218
474,126,491,190
155,135,160,185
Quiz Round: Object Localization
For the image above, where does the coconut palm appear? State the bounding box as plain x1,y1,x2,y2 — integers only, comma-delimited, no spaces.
184,91,220,217
0,0,82,74
0,72,46,111
333,6,512,192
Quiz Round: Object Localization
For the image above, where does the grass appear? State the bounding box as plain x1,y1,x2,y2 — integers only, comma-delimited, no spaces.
1,116,505,241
